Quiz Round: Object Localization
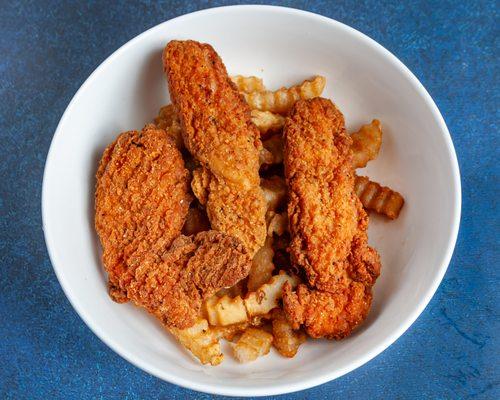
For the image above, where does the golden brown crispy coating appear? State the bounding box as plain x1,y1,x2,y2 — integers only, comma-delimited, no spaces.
163,40,266,256
191,167,211,206
163,40,261,188
282,209,380,339
95,126,191,301
128,231,252,329
205,179,266,257
284,98,357,290
152,105,183,148
182,206,210,236
283,281,371,340
282,98,381,339
95,127,251,328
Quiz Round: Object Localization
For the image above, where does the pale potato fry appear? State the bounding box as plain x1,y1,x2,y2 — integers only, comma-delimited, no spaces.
267,212,288,237
205,294,246,326
213,322,249,341
251,110,285,138
169,319,223,366
271,309,306,358
244,272,298,316
191,167,211,205
243,76,326,115
232,328,273,363
231,75,266,93
203,295,219,324
205,272,298,326
355,175,404,219
153,104,184,148
351,119,383,168
207,292,269,327
248,236,275,291
210,295,248,326
248,177,287,292
259,146,275,166
216,280,246,298
262,134,284,165
261,176,287,212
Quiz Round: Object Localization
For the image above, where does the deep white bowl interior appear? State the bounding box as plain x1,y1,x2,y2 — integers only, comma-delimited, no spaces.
42,5,460,397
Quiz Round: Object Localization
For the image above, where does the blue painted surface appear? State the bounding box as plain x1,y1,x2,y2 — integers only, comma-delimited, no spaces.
0,0,498,398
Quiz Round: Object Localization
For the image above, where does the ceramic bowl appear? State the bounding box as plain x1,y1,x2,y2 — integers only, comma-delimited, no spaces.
42,5,461,396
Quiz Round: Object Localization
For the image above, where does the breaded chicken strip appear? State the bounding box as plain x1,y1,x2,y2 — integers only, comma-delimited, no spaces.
95,126,191,302
95,127,252,328
129,231,251,329
283,204,380,339
163,40,266,256
282,98,381,339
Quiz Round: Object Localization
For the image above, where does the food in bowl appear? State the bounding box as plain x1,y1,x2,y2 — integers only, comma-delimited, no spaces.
94,39,404,366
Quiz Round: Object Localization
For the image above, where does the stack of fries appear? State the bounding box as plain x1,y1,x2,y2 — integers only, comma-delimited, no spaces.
155,75,404,365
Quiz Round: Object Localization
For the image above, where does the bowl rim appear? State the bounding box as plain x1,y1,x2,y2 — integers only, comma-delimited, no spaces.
42,4,461,396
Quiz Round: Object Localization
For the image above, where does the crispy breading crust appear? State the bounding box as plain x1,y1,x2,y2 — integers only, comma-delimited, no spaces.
95,126,191,301
95,127,251,328
282,98,381,339
282,281,372,340
284,98,357,289
129,231,252,329
163,40,266,256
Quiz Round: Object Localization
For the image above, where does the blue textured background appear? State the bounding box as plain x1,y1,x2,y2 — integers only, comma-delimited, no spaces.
1,1,498,399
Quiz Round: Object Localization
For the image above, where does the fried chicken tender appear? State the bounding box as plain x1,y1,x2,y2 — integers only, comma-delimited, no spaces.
129,231,251,329
283,280,371,340
163,40,266,256
282,98,381,339
95,127,252,328
95,126,191,302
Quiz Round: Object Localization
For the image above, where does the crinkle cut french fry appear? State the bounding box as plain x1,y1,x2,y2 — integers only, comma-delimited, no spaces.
351,119,383,169
251,110,285,138
214,295,248,326
248,236,275,291
205,272,299,326
244,272,298,316
213,322,249,341
243,76,326,115
206,294,248,326
204,295,219,325
354,175,404,219
232,328,273,363
271,309,306,358
231,75,266,93
248,176,288,292
169,319,223,366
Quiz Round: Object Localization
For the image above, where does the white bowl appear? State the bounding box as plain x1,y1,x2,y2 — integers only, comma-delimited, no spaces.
42,5,461,397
